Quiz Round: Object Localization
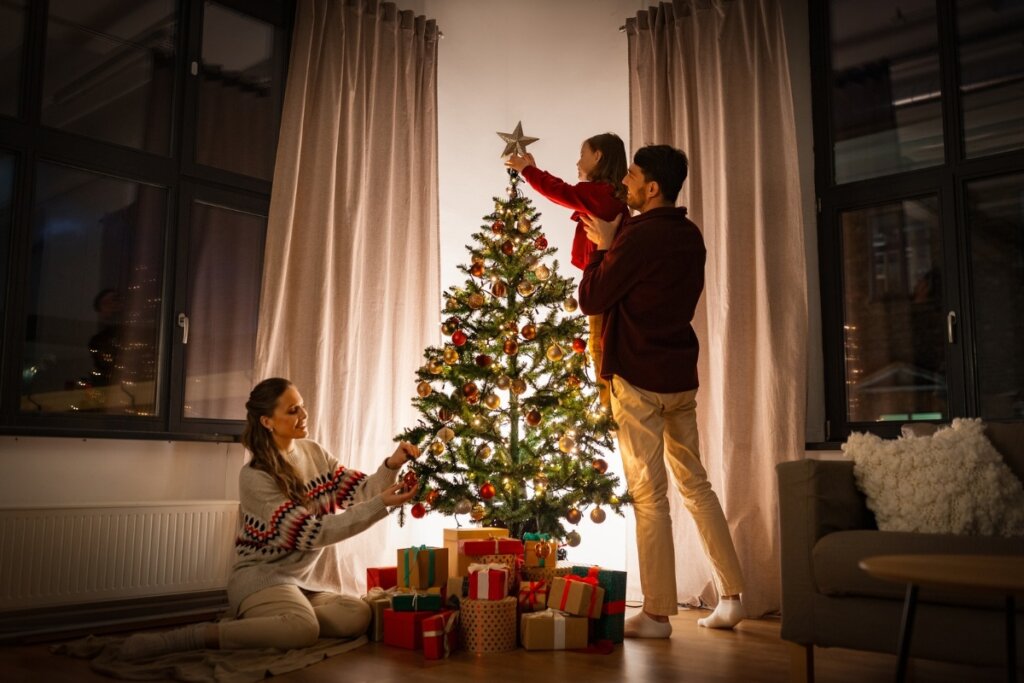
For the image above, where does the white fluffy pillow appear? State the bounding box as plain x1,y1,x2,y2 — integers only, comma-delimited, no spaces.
844,418,1024,536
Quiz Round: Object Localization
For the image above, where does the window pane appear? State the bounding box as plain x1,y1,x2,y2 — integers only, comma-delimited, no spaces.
42,0,176,154
967,173,1024,419
0,0,27,117
182,201,265,420
830,0,944,183
841,198,948,422
957,0,1024,158
0,153,13,327
196,2,281,180
22,163,166,416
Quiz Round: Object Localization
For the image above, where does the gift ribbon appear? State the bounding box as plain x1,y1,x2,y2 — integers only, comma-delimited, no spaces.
603,599,626,616
561,574,600,616
402,545,437,588
423,611,458,658
396,587,441,609
520,579,547,608
530,609,566,649
522,532,552,567
468,562,507,599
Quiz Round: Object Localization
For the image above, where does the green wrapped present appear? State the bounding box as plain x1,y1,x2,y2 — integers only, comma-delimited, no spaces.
393,587,444,612
570,565,626,643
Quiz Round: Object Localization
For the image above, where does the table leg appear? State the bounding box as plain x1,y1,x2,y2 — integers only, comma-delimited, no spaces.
896,583,919,683
1007,595,1016,683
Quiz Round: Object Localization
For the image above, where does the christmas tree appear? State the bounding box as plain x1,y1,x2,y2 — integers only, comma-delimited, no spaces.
395,123,630,543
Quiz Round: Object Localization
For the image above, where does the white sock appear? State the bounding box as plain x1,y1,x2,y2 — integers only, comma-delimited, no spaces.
697,597,745,629
623,610,672,639
120,623,208,660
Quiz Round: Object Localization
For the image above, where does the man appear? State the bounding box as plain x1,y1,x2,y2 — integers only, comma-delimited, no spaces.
579,145,744,638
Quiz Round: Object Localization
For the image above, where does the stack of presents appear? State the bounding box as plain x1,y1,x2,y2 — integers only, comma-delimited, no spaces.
361,527,626,659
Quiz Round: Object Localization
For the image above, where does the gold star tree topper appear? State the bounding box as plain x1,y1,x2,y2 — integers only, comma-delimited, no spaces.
497,121,539,157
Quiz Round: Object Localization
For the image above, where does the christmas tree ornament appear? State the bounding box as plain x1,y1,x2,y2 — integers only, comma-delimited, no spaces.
479,482,496,499
511,378,528,395
496,121,539,157
610,495,620,505
521,322,537,340
533,264,550,281
427,359,444,374
507,185,518,198
466,393,480,405
441,317,459,335
571,338,587,354
483,393,501,410
491,219,505,234
518,216,532,233
438,407,453,422
468,293,485,309
501,240,515,256
491,280,507,297
472,254,485,265
558,435,576,453
475,353,493,367
546,344,564,362
416,381,432,398
470,503,486,521
429,440,445,456
536,542,552,559
563,296,579,312
455,498,473,515
496,375,511,390
566,531,582,547
443,346,459,364
402,470,418,489
504,320,519,335
477,444,492,460
447,296,459,310
503,339,519,355
525,409,542,426
470,415,487,431
534,235,548,250
461,381,478,397
452,330,468,347
425,489,439,506
566,507,582,525
410,502,427,519
592,458,608,474
470,262,485,277
438,426,455,443
590,507,607,524
516,281,535,296
566,375,580,388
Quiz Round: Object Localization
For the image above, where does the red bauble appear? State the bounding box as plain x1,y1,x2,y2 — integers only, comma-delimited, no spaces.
452,330,468,347
425,489,440,506
501,240,515,256
402,470,419,488
521,323,537,340
535,235,548,250
492,220,505,234
525,409,542,426
503,338,519,355
466,393,480,405
438,408,453,422
592,458,609,474
470,262,485,277
572,338,587,354
475,353,494,367
479,482,496,500
462,381,479,397
410,502,427,519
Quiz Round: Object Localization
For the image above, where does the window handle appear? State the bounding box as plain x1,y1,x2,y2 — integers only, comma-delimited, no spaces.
946,310,956,344
178,312,190,345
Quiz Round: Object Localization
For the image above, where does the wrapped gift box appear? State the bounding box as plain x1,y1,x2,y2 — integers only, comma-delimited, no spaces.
472,553,518,595
468,563,508,600
397,546,448,590
520,609,589,650
392,587,444,612
366,566,398,590
458,596,517,653
522,537,559,568
382,608,433,650
444,527,510,578
517,579,549,613
422,609,459,660
570,565,627,643
361,587,397,642
459,538,523,556
548,576,605,618
521,564,569,585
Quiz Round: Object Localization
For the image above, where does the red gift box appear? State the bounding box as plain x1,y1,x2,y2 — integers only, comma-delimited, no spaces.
366,566,398,590
382,608,433,649
468,563,508,600
459,538,524,556
422,609,459,659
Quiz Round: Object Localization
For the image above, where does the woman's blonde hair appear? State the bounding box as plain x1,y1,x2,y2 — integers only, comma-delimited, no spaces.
241,377,307,504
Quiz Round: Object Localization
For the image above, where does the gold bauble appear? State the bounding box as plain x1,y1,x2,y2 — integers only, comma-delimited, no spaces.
441,318,458,335
483,393,501,410
546,344,564,362
566,531,581,547
511,378,528,395
416,381,432,398
437,426,455,443
517,280,535,296
590,507,607,524
443,346,459,364
429,440,445,455
563,296,579,312
470,503,486,521
447,297,459,310
518,216,532,233
471,416,487,431
566,507,582,525
521,323,537,340
558,435,576,453
477,444,492,460
427,359,444,374
468,293,485,309
534,264,550,281
455,498,473,515
496,375,512,390
470,262,485,277
492,281,507,297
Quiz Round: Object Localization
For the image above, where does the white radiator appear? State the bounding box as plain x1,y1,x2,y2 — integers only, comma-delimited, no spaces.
0,502,238,611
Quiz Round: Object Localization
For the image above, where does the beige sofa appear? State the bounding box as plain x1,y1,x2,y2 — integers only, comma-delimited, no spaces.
777,422,1024,681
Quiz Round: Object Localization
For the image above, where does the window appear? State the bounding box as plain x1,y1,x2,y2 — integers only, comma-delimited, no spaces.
0,0,292,439
812,0,1024,439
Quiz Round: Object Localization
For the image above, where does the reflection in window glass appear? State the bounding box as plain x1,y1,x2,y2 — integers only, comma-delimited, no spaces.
841,197,947,422
957,0,1024,159
0,0,27,117
196,2,281,180
967,174,1024,418
22,163,166,416
42,0,175,153
830,0,944,183
183,201,265,420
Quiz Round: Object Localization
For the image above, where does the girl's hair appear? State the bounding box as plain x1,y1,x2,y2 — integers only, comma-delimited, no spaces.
241,377,307,504
584,132,628,203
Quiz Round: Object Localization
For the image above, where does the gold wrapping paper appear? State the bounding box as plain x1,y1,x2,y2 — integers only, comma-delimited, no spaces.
520,609,589,650
547,576,605,618
458,596,517,653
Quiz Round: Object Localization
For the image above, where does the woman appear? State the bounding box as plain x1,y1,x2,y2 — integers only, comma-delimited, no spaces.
121,377,418,659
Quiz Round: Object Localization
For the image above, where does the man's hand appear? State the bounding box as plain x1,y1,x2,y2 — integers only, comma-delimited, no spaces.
386,441,420,470
581,213,622,251
380,482,418,507
504,152,536,173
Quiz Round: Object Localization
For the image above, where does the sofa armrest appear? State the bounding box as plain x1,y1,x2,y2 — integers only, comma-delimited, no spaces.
776,459,876,642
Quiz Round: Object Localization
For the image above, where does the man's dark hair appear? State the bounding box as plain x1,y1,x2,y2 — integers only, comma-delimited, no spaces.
634,145,688,204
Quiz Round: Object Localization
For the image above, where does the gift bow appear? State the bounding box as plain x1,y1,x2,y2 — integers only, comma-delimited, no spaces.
396,586,441,609
363,586,398,602
423,611,458,658
519,579,547,608
560,574,600,615
468,562,507,597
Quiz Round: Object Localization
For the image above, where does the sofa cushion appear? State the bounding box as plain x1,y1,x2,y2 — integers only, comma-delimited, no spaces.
846,418,1024,536
813,529,1024,608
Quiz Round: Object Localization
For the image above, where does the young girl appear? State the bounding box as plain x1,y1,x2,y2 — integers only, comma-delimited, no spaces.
505,133,629,406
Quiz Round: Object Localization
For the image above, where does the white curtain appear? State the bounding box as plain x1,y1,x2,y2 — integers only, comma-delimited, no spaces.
254,0,440,594
626,0,807,616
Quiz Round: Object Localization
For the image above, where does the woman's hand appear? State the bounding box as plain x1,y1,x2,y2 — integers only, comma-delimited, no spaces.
380,482,418,507
504,152,536,173
386,441,420,470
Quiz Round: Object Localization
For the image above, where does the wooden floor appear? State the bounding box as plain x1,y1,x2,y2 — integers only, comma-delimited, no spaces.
0,608,1012,682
